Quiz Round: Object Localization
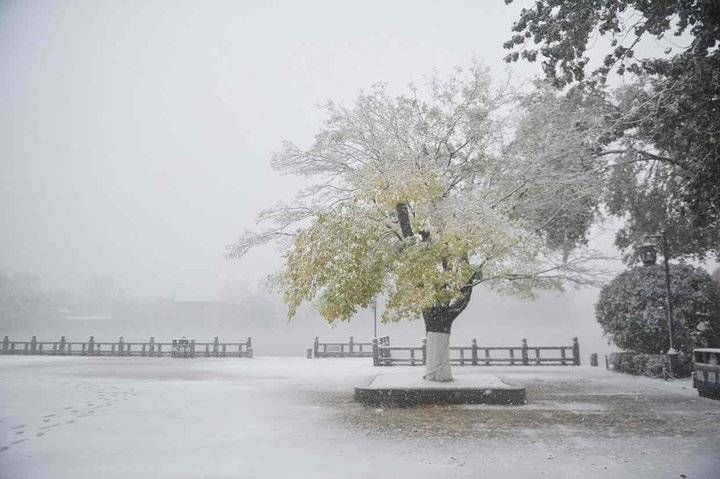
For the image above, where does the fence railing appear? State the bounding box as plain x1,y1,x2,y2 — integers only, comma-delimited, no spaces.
0,336,253,358
310,336,389,358
372,337,580,367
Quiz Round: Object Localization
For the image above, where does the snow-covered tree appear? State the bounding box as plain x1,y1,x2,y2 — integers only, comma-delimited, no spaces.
504,0,720,260
596,264,720,353
509,81,720,264
229,67,603,381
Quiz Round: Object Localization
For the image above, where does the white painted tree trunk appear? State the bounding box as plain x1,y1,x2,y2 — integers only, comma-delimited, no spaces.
424,331,453,382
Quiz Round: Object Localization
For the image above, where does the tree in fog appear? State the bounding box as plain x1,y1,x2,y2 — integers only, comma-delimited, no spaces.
229,67,602,381
0,269,49,315
504,0,720,260
512,82,720,266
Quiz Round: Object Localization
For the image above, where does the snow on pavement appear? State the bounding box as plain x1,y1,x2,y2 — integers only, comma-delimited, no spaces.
1,357,718,479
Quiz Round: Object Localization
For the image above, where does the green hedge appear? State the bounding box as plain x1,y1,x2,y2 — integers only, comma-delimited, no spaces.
608,352,692,378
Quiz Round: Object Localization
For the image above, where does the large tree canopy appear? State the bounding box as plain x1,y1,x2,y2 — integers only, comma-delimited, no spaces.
596,263,720,353
228,67,602,326
504,0,720,261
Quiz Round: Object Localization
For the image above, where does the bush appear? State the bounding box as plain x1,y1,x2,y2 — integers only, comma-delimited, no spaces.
596,264,720,354
608,352,692,378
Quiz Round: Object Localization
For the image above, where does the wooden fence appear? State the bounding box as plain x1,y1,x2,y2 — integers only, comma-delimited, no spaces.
310,336,389,358
372,337,580,367
0,336,253,358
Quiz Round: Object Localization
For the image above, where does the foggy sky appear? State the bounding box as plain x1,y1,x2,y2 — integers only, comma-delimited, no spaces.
1,0,554,300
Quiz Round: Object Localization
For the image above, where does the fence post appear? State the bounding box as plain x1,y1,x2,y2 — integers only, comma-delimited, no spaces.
348,336,354,357
2,336,9,354
118,336,125,356
604,355,609,369
590,353,598,367
148,337,154,357
246,337,253,358
213,336,220,357
521,338,529,365
471,338,478,365
190,339,195,358
307,348,312,359
59,336,67,356
422,338,427,366
30,336,37,355
313,336,320,358
509,347,515,365
572,337,580,366
372,338,379,366
88,336,95,355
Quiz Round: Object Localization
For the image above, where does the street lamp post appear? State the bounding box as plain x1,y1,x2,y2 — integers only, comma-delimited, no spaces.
639,235,677,377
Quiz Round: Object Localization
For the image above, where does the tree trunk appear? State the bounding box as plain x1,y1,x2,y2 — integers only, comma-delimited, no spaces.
392,200,476,382
425,331,452,381
422,299,466,382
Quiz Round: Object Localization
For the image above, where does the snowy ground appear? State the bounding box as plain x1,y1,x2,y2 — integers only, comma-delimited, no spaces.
1,357,718,479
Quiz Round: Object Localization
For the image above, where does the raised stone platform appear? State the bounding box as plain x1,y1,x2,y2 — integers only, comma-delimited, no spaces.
354,372,526,406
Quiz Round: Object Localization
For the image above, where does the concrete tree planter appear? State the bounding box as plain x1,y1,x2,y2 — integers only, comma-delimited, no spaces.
354,373,526,407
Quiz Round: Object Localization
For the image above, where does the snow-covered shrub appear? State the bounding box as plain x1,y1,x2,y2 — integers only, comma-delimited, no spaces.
596,264,720,354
